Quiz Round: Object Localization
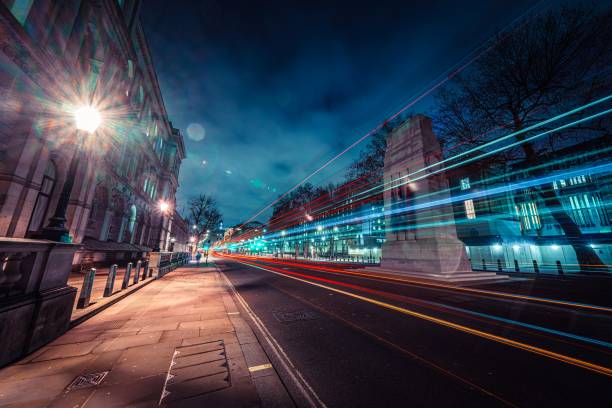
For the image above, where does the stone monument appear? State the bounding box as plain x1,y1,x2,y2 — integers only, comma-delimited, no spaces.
378,115,505,283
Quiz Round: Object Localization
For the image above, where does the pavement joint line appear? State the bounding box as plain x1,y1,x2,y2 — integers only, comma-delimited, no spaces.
249,363,273,372
217,264,327,408
234,258,612,378
227,254,612,313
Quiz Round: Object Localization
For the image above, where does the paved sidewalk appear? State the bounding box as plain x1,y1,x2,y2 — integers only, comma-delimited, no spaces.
0,264,293,408
69,265,155,324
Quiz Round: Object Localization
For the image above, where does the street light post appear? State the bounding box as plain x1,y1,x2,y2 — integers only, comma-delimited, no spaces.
38,106,101,242
153,200,171,252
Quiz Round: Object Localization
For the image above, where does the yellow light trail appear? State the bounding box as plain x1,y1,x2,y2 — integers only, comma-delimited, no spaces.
226,254,612,314
229,257,612,377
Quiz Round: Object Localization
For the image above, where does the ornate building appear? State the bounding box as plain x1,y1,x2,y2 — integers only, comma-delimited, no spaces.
0,0,185,266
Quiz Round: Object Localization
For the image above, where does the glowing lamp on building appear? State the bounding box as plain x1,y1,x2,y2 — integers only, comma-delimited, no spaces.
158,200,170,213
74,106,101,133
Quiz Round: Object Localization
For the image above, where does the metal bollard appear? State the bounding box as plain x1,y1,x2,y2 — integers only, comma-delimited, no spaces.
533,260,540,274
514,260,520,273
497,259,503,273
122,262,132,289
556,260,564,275
141,260,149,280
133,260,141,284
77,268,96,309
482,259,487,271
104,264,117,297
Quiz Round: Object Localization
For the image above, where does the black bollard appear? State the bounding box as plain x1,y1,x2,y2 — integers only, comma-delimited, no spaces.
122,262,132,289
104,264,117,297
133,260,141,285
514,260,520,273
482,259,487,271
556,260,564,275
77,268,96,309
533,260,540,274
497,259,503,273
141,260,149,280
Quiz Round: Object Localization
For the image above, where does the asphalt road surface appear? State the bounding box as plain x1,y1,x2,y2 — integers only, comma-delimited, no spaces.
215,255,611,408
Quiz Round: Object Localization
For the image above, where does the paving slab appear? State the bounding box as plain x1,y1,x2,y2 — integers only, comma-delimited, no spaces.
0,264,293,408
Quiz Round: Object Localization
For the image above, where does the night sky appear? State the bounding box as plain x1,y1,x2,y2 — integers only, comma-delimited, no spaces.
141,0,540,226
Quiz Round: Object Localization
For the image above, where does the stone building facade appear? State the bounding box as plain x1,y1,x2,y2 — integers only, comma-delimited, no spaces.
0,0,185,266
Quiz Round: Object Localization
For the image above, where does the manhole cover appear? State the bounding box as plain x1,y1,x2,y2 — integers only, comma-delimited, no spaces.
273,310,318,323
67,371,109,390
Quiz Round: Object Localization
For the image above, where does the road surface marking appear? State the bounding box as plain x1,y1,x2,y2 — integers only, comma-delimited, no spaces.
234,259,612,377
218,268,327,408
249,363,273,372
226,254,612,313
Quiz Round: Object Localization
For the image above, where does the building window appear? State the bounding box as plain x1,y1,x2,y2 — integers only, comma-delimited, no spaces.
464,199,476,219
27,161,56,232
3,0,34,25
460,177,471,190
566,193,609,228
516,201,541,231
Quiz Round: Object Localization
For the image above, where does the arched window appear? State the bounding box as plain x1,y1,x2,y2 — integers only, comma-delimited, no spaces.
28,161,56,233
128,204,137,235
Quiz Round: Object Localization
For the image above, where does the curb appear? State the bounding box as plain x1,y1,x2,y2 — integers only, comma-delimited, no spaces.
215,261,325,408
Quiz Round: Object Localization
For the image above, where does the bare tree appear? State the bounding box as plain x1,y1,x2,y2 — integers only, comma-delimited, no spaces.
188,194,222,246
345,119,402,183
435,5,612,271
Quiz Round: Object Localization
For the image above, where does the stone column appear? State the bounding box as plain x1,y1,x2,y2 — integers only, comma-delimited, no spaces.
379,115,505,282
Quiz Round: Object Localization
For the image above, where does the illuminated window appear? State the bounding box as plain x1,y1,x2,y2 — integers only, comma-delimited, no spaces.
464,199,476,219
516,201,541,231
460,178,471,190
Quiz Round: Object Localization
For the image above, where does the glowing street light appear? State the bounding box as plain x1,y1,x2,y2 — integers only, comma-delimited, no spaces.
153,200,172,252
38,105,102,241
74,106,102,133
158,200,170,214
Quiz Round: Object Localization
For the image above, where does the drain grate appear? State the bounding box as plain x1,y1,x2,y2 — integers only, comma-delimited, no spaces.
273,309,318,323
67,371,109,390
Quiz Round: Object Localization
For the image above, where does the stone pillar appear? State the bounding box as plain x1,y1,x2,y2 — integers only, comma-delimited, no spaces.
379,115,505,283
99,210,112,241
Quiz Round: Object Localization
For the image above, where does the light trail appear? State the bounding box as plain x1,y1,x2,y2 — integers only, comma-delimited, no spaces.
285,143,611,235
236,1,550,229
254,161,612,241
352,99,612,201
226,257,612,377
244,255,612,350
221,253,612,314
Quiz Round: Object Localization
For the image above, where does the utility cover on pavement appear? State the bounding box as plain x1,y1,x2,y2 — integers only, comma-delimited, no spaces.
67,371,109,390
273,309,318,323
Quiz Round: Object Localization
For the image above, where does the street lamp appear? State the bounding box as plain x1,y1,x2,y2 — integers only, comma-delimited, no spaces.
38,105,101,241
153,199,171,252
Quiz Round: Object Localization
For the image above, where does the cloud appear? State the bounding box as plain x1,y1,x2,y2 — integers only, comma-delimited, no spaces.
142,0,538,225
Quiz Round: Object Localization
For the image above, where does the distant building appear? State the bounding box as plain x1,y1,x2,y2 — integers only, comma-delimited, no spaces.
243,125,610,274
0,1,185,267
448,134,611,273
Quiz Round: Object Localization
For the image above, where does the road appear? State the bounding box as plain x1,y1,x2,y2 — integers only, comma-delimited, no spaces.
215,255,611,408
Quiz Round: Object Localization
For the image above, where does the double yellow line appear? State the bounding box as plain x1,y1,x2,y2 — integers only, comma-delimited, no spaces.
236,259,612,377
